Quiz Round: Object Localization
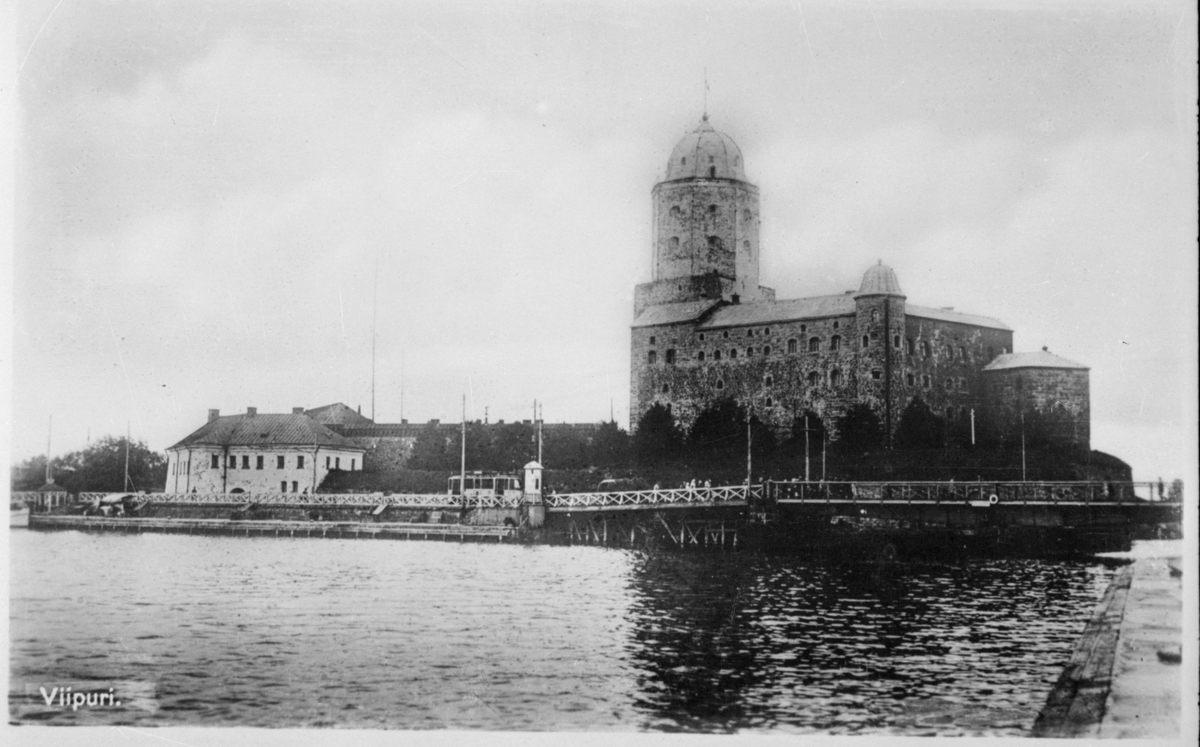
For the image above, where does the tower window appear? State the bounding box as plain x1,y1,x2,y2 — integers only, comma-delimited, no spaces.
762,345,771,356
862,335,870,349
833,321,840,329
765,375,774,386
668,236,679,252
921,341,931,358
960,346,968,362
713,350,722,361
906,338,915,355
708,204,718,215
807,371,820,386
665,349,676,364
830,335,841,352
765,397,773,407
906,373,915,386
707,235,722,250
872,369,882,380
808,337,821,352
894,335,901,349
697,351,706,362
648,351,657,364
871,309,880,322
746,347,753,356
681,157,686,165
830,369,843,386
649,336,656,345
787,338,798,354
729,349,738,359
709,166,716,177
922,374,931,389
662,384,670,394
669,206,681,219
716,379,725,390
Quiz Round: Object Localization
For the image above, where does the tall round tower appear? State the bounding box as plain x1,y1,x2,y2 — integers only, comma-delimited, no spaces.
635,116,769,315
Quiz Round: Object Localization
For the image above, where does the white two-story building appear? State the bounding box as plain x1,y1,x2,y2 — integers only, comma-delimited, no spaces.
164,407,365,494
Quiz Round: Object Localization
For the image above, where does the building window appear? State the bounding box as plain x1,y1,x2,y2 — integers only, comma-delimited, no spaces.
351,459,356,471
746,347,754,356
747,329,754,337
681,157,686,165
894,335,901,349
764,327,771,335
648,350,657,364
256,455,264,470
723,331,729,339
945,378,954,390
298,455,305,469
212,454,220,468
871,309,880,322
921,341,931,358
713,350,722,361
281,481,287,492
765,375,774,386
862,335,870,349
241,455,249,469
806,371,819,386
800,324,807,333
716,379,725,390
959,377,967,390
708,204,718,215
830,369,843,386
906,338,915,355
326,456,331,468
762,345,771,356
665,349,676,364
833,321,840,329
729,349,738,359
707,235,722,250
649,336,656,345
228,455,237,468
277,455,285,469
697,351,706,362
765,397,773,407
662,384,670,394
946,407,955,420
699,333,706,341
808,337,821,352
960,346,968,362
335,457,341,469
906,373,915,386
292,481,299,493
830,335,841,352
922,374,932,389
872,369,882,380
787,338,798,354
946,345,955,360
709,166,716,177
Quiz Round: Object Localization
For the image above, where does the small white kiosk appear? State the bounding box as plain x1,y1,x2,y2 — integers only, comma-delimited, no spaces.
522,461,545,528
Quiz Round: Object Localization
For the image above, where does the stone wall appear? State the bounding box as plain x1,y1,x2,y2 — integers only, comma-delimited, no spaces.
983,367,1091,448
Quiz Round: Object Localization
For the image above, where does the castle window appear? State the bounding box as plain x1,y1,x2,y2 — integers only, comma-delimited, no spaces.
256,455,264,470
709,166,716,178
871,309,880,322
830,369,843,387
787,338,798,354
947,345,955,360
681,157,686,165
723,331,729,339
729,349,738,359
668,236,679,252
830,335,841,352
894,335,902,349
708,204,718,215
762,345,771,356
713,350,722,361
298,455,305,469
765,397,773,407
765,375,774,386
665,349,676,364
746,347,753,356
747,329,754,337
906,338,915,355
277,455,285,469
699,333,706,341
707,235,723,250
800,325,807,333
833,321,840,330
697,351,706,362
945,378,954,390
648,351,657,364
281,481,287,492
922,374,931,389
716,379,725,390
336,457,341,469
921,341,931,358
669,206,681,219
228,455,237,468
872,370,882,380
906,373,915,386
764,327,771,335
242,455,250,469
662,384,670,394
807,371,819,386
649,336,656,345
862,335,870,349
808,337,820,352
960,346,967,362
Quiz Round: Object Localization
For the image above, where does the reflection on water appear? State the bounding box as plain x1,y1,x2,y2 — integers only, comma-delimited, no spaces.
9,530,1113,734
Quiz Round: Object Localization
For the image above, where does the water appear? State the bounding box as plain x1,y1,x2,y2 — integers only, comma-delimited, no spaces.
8,530,1116,734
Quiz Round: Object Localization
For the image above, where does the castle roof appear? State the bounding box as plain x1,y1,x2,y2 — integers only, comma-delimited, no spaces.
854,262,905,297
984,350,1089,372
306,402,374,426
699,295,856,328
906,304,1011,331
664,116,748,182
168,412,362,451
631,299,721,328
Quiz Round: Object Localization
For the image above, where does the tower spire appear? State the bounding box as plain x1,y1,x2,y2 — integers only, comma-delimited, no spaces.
703,68,709,119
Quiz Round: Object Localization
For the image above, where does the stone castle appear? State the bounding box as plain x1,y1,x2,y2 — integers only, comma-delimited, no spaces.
630,116,1090,448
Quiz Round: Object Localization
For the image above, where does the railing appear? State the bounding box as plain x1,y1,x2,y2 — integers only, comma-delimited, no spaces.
122,492,521,508
545,484,760,509
769,481,1175,505
11,491,70,508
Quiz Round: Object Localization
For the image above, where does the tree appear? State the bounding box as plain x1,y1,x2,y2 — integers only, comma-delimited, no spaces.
543,426,589,470
834,404,883,454
632,403,682,464
489,422,536,471
589,421,629,468
688,399,776,472
893,397,944,450
10,436,168,493
406,423,450,470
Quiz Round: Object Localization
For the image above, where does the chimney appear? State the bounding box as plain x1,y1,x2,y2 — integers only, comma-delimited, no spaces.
247,407,257,417
208,409,220,423
293,407,305,414
357,404,361,414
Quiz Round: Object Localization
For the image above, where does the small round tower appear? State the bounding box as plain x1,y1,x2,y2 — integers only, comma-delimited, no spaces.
853,262,908,442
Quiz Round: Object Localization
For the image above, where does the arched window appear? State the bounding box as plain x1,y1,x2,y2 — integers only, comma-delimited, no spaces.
669,236,679,252
921,341,931,358
762,345,771,356
960,346,968,362
716,379,725,390
833,320,840,330
808,337,821,352
862,335,870,349
765,397,773,407
662,384,670,394
830,369,843,386
787,338,798,354
765,375,774,386
697,351,706,362
830,335,841,352
648,350,657,364
713,350,722,361
729,349,738,359
807,371,819,386
871,309,880,322
906,373,915,386
722,331,729,339
699,333,706,341
764,327,771,335
906,338,915,355
746,347,754,356
665,349,676,364
669,205,681,219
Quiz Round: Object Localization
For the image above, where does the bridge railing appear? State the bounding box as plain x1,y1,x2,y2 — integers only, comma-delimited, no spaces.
769,481,1170,504
104,492,520,508
545,484,760,509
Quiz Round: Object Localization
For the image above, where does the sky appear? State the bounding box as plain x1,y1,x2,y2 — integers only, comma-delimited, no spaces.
8,0,1198,481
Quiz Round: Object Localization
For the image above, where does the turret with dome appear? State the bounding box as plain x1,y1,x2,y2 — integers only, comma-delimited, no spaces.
629,115,1089,451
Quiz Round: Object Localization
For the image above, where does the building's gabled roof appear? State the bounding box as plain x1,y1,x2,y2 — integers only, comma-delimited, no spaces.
698,295,856,328
631,299,722,328
168,413,362,451
983,350,1089,372
306,402,374,426
906,304,1011,331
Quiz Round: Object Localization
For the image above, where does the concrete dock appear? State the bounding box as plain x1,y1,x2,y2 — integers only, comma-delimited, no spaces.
1033,540,1184,738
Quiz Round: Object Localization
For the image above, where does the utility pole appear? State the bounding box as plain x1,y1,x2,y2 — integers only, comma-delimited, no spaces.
1020,411,1027,482
124,421,131,492
537,401,543,465
460,395,467,507
371,253,380,421
745,406,752,486
45,415,53,484
804,414,811,482
970,408,976,446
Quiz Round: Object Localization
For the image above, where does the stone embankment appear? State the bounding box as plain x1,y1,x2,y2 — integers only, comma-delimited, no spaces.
1033,540,1184,738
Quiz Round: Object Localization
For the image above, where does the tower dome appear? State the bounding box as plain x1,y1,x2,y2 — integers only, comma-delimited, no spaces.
665,116,747,181
855,261,905,297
